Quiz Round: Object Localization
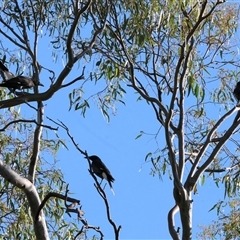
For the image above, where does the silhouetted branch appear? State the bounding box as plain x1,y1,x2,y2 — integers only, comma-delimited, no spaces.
0,15,27,51
186,106,239,187
35,185,81,222
185,116,240,194
46,117,121,239
61,67,85,88
86,159,122,240
0,119,58,132
40,65,56,85
0,0,92,110
46,117,85,155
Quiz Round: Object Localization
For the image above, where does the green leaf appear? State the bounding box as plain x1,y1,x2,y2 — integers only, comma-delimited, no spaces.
201,174,205,186
122,15,129,31
194,84,199,97
101,108,110,122
199,87,205,103
135,132,143,139
96,59,102,66
208,203,218,212
59,140,68,150
187,75,195,96
145,152,152,161
138,35,145,46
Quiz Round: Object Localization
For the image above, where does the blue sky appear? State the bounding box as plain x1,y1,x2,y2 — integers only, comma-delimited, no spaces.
40,77,228,239
1,41,232,239
1,54,231,238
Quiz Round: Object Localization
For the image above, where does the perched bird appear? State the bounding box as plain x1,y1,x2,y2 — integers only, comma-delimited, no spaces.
233,82,240,102
86,155,115,194
0,76,43,90
0,61,43,92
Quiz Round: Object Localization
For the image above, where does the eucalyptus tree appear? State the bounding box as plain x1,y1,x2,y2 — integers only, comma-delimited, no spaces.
84,0,240,239
0,0,119,239
197,196,240,240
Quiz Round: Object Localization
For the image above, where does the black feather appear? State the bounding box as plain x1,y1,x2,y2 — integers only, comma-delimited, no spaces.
233,82,240,101
87,155,115,189
0,61,43,91
0,76,43,90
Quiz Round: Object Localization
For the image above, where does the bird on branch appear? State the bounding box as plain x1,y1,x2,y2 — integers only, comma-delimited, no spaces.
86,155,115,195
0,61,43,93
233,82,240,102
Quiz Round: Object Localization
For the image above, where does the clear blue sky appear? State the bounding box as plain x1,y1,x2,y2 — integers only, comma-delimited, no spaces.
41,73,228,239
1,15,234,240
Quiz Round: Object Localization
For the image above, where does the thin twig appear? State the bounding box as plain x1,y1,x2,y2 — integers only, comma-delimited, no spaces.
35,190,80,222
0,119,58,132
61,67,85,88
46,117,121,239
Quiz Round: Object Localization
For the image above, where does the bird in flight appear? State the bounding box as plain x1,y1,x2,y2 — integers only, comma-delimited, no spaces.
86,155,115,195
233,82,240,102
0,61,43,93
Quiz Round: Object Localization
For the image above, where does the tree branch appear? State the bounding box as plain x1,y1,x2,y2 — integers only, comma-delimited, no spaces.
186,106,239,188
187,108,240,190
0,119,57,132
0,160,49,240
28,101,44,184
35,189,81,222
168,205,180,240
46,117,121,239
61,67,85,88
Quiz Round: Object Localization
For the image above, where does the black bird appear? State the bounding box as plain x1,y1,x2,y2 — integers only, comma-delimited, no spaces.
86,155,115,194
0,61,43,92
233,82,240,102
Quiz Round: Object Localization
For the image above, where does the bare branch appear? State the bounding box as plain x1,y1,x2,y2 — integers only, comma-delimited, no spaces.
46,117,121,239
0,28,28,51
27,101,44,183
0,119,57,132
35,190,81,222
168,205,180,240
187,108,240,190
61,67,85,88
13,0,33,55
47,117,85,155
0,160,49,239
186,106,239,186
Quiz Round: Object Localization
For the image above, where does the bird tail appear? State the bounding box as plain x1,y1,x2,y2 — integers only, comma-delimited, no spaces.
0,61,9,72
110,187,115,195
108,181,115,195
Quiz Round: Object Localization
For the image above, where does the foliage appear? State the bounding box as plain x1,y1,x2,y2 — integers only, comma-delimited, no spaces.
0,0,120,239
197,197,240,240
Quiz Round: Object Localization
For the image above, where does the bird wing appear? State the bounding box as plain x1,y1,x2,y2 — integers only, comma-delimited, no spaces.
16,76,34,87
98,162,115,182
233,87,240,100
0,79,22,90
91,161,114,182
88,155,115,195
0,61,15,81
